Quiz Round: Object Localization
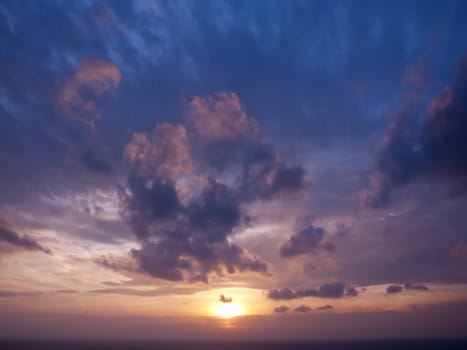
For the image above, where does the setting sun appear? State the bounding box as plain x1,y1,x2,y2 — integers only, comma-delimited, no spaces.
214,303,243,318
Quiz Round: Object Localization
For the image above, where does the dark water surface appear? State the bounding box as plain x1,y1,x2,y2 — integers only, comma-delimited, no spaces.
1,339,466,350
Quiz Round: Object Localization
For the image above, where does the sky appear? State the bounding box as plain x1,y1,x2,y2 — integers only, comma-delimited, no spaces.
1,0,467,341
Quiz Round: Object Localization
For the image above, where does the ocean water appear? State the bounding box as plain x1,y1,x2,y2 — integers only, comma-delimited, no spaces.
0,339,466,350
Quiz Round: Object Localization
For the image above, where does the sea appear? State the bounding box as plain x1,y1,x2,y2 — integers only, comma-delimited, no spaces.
0,339,466,350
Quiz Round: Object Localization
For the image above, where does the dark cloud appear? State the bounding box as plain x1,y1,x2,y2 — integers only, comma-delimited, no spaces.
294,304,311,313
367,56,467,206
280,224,333,258
317,304,333,310
108,92,310,282
318,281,346,298
345,287,359,297
219,295,232,303
268,281,349,300
55,289,78,294
0,290,42,297
405,283,429,291
273,305,289,313
386,285,403,294
0,216,52,255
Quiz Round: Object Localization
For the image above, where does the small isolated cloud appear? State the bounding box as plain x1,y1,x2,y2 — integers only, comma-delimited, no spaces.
280,223,333,258
386,285,403,294
317,304,333,310
268,281,348,300
273,305,289,313
59,58,121,129
345,287,359,297
219,294,232,303
294,304,311,313
405,283,429,291
0,216,52,255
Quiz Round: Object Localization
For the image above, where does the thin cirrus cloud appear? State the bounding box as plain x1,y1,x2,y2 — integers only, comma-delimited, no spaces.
96,91,308,283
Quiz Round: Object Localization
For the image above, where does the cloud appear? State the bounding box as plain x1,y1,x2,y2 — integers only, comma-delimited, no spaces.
386,285,403,294
0,216,52,255
366,55,467,206
94,254,140,273
294,304,311,313
273,305,289,313
124,123,192,180
404,283,429,291
219,294,232,303
345,287,359,297
268,281,349,300
106,92,308,282
58,58,121,130
55,289,78,294
280,223,334,258
317,304,333,310
317,281,346,298
186,92,257,142
0,290,42,297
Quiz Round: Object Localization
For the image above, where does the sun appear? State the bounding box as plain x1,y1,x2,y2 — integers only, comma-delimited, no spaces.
214,303,243,318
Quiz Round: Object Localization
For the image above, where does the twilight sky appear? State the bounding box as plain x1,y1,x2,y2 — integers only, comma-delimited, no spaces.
1,0,467,340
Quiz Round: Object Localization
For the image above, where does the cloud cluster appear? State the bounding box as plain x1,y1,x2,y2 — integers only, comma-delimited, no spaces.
109,92,308,282
367,56,467,206
59,59,121,130
268,281,356,300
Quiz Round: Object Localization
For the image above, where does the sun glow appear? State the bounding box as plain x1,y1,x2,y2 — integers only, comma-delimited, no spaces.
214,303,243,318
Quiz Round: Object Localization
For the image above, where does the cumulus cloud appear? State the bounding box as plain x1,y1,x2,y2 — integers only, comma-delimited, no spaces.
366,56,467,206
219,294,232,303
58,58,121,129
280,223,333,258
103,92,308,282
273,305,289,313
294,304,311,313
268,281,351,300
0,216,52,255
386,285,403,294
186,92,257,142
124,123,192,180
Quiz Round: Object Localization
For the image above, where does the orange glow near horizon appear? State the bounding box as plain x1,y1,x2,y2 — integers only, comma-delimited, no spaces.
214,303,243,318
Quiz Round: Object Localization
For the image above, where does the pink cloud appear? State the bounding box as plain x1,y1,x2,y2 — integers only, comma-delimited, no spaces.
124,123,193,180
427,85,454,121
186,92,257,142
58,59,121,130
